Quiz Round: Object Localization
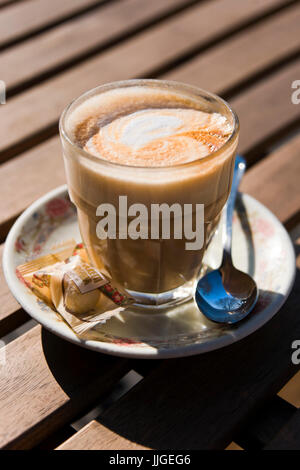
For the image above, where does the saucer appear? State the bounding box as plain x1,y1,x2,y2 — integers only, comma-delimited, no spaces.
3,185,295,359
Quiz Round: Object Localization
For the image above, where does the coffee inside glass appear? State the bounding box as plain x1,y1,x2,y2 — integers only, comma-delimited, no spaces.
59,79,239,308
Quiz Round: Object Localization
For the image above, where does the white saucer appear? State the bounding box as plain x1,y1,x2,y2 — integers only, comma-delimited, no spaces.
3,185,295,359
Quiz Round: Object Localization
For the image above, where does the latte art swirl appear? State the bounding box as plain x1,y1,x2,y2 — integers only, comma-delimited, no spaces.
84,108,231,166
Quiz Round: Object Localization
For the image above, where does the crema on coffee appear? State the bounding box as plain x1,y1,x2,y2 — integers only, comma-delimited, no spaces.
70,86,232,166
84,107,231,166
61,82,238,305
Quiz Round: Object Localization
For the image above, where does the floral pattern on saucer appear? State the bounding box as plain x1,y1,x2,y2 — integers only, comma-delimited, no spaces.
14,195,76,259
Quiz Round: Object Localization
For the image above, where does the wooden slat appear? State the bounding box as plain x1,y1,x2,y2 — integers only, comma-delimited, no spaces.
1,0,195,92
232,59,300,158
226,442,243,450
0,0,290,159
58,237,300,450
240,133,300,226
0,137,64,241
0,325,129,449
0,244,29,336
0,0,106,47
278,370,300,407
57,420,147,450
265,409,300,450
1,61,300,241
163,3,300,96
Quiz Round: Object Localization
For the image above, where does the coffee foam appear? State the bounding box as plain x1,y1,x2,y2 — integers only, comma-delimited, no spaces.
85,108,231,166
69,86,232,167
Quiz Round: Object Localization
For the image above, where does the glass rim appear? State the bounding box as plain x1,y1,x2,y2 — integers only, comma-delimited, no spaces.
59,78,239,171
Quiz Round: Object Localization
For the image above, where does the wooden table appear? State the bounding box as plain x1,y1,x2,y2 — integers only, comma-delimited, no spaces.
0,0,299,450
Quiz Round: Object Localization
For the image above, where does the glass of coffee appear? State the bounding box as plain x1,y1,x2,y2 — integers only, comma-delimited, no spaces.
59,79,239,309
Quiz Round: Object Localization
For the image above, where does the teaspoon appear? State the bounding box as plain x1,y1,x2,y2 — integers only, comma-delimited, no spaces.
195,155,258,324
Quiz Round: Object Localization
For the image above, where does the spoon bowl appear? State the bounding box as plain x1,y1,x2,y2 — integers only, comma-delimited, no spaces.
196,265,258,324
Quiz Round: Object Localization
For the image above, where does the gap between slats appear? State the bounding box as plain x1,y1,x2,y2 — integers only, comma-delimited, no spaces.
0,326,131,450
0,0,25,10
2,0,202,97
161,1,300,102
3,0,296,99
0,0,117,51
143,0,300,79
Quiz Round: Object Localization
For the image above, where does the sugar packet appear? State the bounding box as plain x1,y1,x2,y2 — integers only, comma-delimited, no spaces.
16,242,134,335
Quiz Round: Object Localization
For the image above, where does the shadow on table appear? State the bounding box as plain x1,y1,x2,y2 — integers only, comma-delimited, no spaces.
39,285,286,449
41,327,126,399
91,286,293,450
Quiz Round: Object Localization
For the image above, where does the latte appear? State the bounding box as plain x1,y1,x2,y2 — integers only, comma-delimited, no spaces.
60,81,238,307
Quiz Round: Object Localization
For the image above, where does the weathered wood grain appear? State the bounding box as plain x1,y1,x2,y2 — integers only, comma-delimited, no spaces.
240,133,300,226
163,3,300,96
0,325,130,449
0,136,67,241
232,59,300,158
1,0,195,91
0,0,107,47
0,244,29,336
0,0,291,159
